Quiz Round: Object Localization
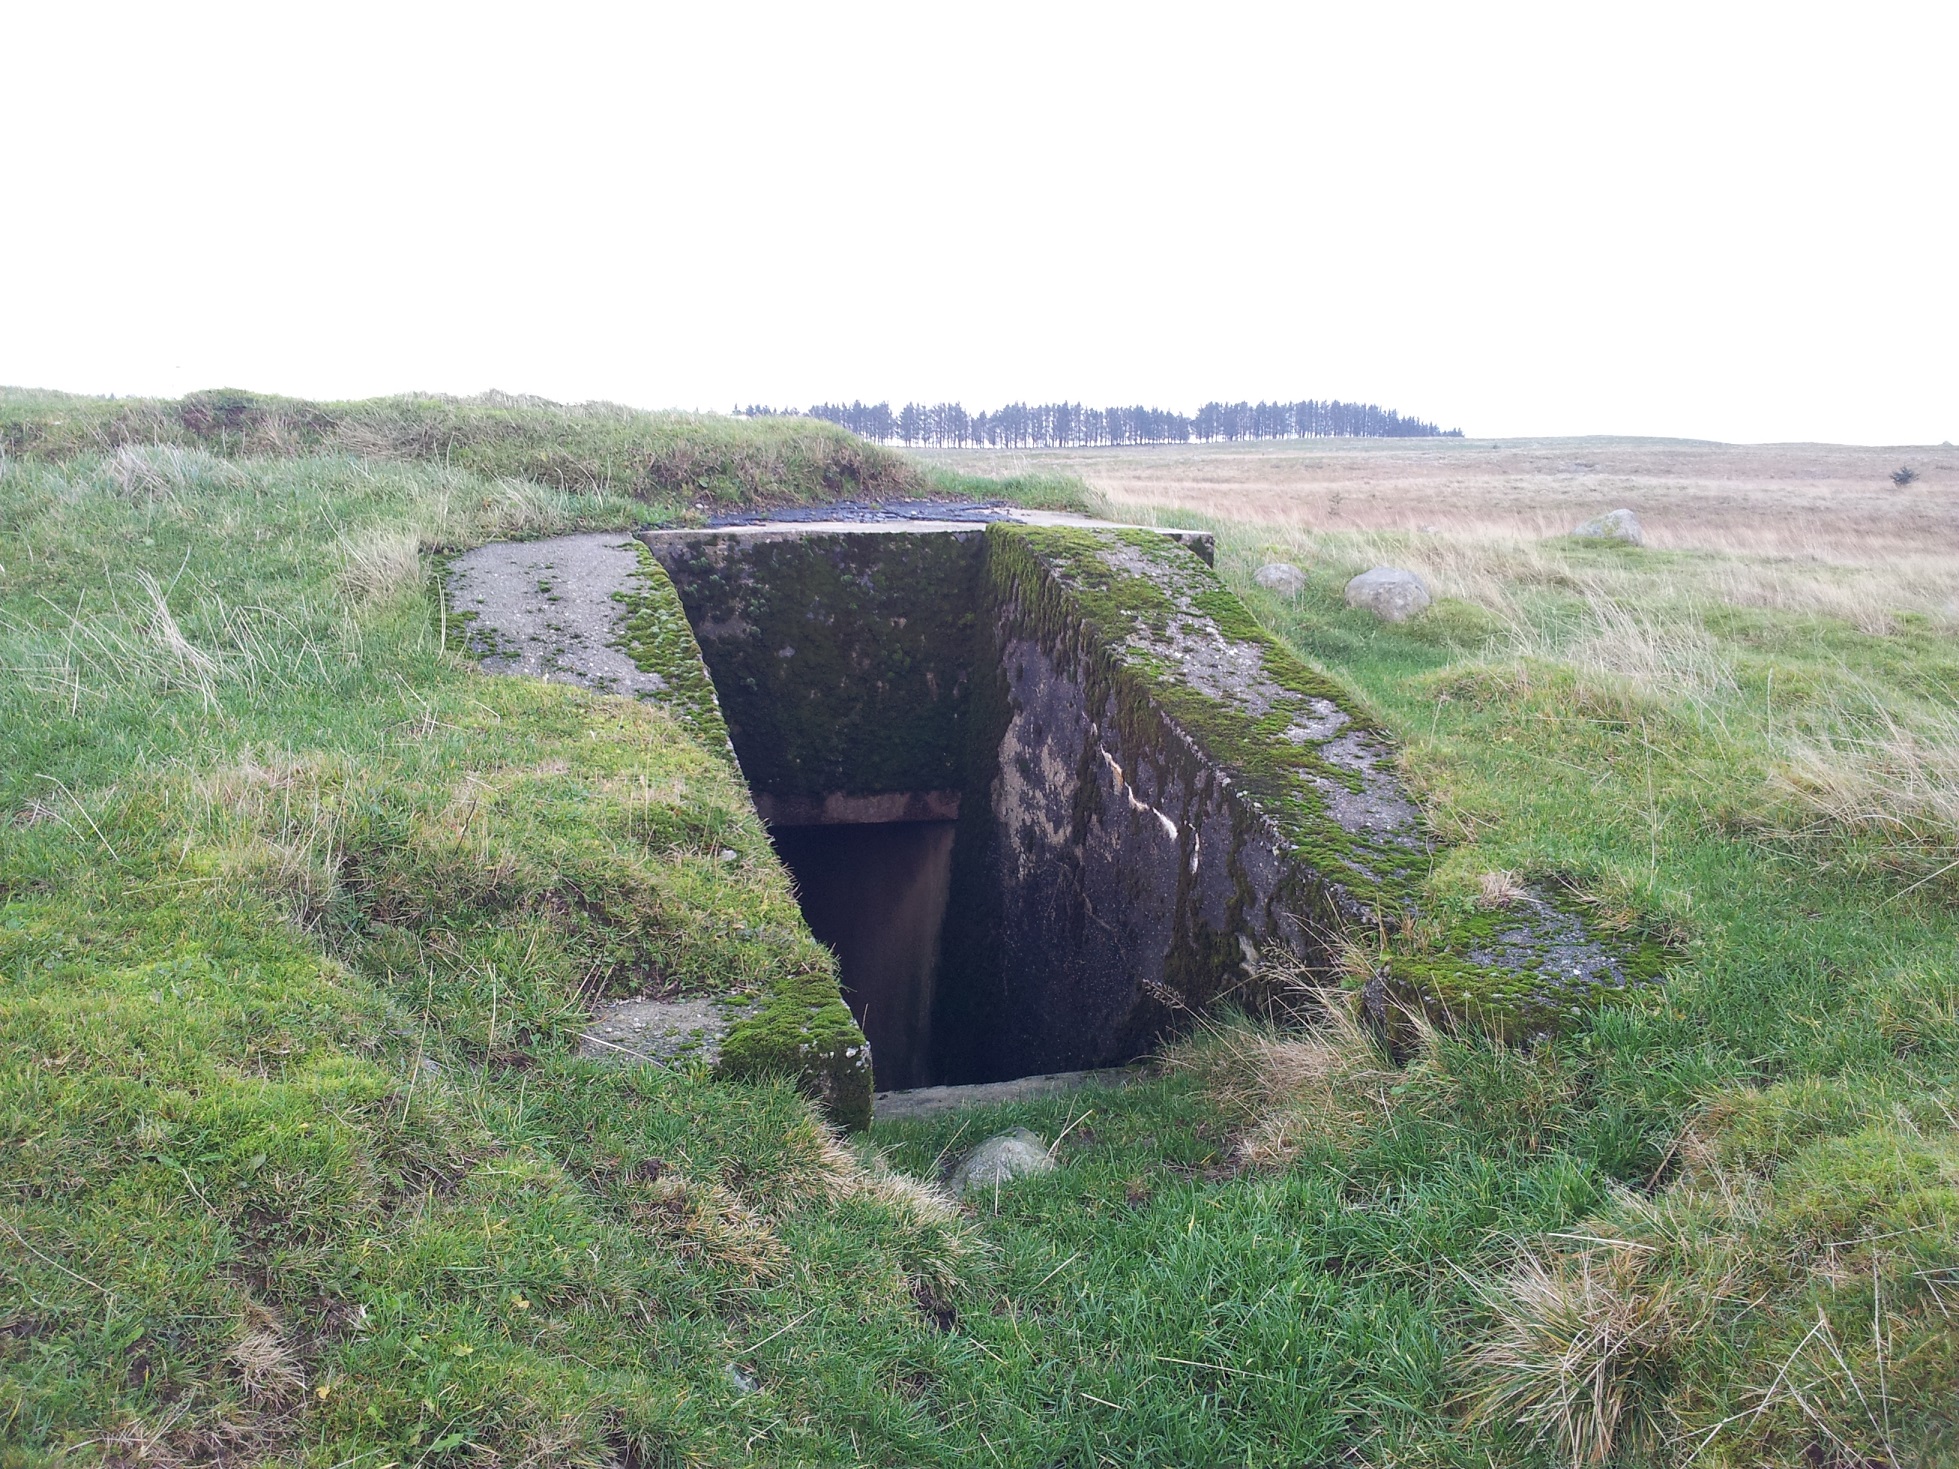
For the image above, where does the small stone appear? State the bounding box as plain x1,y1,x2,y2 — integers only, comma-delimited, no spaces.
1252,562,1307,596
1342,566,1431,623
1571,508,1643,545
948,1128,1055,1195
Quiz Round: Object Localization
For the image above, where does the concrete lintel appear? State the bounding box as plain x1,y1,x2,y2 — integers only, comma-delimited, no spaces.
757,789,962,825
638,517,1215,565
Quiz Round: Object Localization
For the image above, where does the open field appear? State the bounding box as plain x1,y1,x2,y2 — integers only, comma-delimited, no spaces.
921,436,1959,637
4,404,1957,1466
916,436,1959,554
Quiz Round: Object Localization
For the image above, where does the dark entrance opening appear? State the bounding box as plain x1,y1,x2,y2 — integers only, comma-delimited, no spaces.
644,523,1247,1096
768,821,955,1090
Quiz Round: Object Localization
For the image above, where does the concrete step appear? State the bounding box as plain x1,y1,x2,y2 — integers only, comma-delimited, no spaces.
873,1067,1141,1122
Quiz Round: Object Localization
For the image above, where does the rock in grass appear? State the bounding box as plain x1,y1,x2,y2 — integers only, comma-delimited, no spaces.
1342,566,1431,623
949,1128,1055,1194
1571,507,1643,545
1253,562,1307,596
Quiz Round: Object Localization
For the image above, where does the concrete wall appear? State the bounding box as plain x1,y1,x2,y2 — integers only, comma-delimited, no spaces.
639,518,1645,1092
647,521,1361,1086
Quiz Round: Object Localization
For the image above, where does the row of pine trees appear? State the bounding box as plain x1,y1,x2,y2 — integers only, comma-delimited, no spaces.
739,399,1460,445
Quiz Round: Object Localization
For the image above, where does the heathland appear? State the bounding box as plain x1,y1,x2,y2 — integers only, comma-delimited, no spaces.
3,393,1956,1466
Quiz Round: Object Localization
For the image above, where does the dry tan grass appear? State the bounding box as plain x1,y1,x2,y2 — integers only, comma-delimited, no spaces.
625,1171,788,1284
104,443,242,502
1464,1237,1700,1466
1768,697,1959,872
1477,869,1527,908
920,437,1959,631
918,435,1959,551
1515,589,1739,709
805,1127,976,1299
334,526,425,607
1166,992,1396,1166
226,1310,306,1403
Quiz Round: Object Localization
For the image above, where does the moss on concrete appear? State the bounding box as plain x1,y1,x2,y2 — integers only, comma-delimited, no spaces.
613,544,736,755
987,524,1428,919
644,530,984,801
987,524,1657,1034
591,550,876,1125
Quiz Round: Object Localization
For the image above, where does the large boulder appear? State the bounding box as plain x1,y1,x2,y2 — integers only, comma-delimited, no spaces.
1253,562,1307,596
1571,508,1643,545
1343,566,1431,623
948,1128,1055,1195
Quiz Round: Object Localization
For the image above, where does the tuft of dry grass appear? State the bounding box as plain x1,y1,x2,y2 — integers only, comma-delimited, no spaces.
806,1128,977,1299
105,443,241,502
1463,1238,1695,1465
227,1311,306,1403
135,569,226,708
1504,586,1737,711
1768,697,1959,876
1166,991,1396,1167
1477,869,1527,908
334,527,425,607
623,1171,788,1285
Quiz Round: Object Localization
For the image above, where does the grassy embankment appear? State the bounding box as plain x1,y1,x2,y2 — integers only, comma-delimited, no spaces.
860,471,1959,1465
0,388,1101,520
3,392,1955,1465
0,390,1055,1467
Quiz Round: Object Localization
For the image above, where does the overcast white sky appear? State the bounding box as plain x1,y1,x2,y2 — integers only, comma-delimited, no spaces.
4,2,1953,443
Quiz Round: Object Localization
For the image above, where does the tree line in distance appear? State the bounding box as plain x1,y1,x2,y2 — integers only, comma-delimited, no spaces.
738,399,1462,446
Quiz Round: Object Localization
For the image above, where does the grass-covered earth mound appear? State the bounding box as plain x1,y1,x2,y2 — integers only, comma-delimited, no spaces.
0,387,1101,519
1,394,1955,1466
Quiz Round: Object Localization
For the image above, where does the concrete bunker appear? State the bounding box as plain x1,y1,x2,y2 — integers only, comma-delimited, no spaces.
453,520,1652,1119
642,520,1330,1091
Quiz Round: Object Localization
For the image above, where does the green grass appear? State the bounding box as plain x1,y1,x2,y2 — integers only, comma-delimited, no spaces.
2,404,1956,1465
0,387,1100,520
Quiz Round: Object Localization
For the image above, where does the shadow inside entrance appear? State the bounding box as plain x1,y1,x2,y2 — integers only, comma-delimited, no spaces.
768,821,956,1091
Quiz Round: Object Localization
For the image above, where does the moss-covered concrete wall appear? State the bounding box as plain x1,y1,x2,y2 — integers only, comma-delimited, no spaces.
936,525,1651,1069
618,520,1647,1099
934,526,1429,1078
642,529,984,818
592,543,874,1126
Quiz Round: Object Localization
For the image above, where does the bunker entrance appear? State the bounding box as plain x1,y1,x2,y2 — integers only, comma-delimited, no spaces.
648,526,995,1090
645,522,1231,1094
768,821,954,1090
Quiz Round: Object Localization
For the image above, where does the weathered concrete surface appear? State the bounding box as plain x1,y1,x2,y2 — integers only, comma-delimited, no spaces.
447,534,668,697
459,513,1653,1109
580,996,758,1067
874,1067,1137,1121
933,527,1426,1079
446,529,874,1125
936,525,1649,1063
643,527,987,806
